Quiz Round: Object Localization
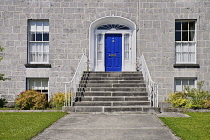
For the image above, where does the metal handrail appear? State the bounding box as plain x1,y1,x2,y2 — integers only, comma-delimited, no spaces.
140,54,158,107
64,54,88,107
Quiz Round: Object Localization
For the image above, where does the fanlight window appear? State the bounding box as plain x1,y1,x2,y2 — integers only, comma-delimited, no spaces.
97,24,130,30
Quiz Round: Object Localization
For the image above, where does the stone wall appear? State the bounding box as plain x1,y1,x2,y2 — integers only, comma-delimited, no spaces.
0,0,210,104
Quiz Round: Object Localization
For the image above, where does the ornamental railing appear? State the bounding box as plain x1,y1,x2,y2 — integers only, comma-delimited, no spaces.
140,54,158,107
64,54,88,107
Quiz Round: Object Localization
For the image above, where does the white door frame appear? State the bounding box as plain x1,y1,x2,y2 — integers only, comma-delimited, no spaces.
89,16,136,72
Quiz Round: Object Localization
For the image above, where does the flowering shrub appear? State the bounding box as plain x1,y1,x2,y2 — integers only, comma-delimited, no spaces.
167,81,210,109
50,92,65,109
15,90,47,110
166,92,188,108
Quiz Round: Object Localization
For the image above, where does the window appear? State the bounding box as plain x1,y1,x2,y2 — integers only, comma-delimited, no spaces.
27,78,49,100
97,34,103,61
175,78,196,92
124,34,130,60
28,20,49,64
175,20,196,64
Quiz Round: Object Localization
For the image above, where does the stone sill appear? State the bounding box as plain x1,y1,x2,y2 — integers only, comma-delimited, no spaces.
173,64,200,68
25,64,51,68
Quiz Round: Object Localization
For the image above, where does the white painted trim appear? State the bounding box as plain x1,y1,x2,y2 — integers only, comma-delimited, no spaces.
89,16,136,72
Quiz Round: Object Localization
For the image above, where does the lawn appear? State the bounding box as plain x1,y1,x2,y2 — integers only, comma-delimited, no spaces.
159,112,210,140
0,112,67,140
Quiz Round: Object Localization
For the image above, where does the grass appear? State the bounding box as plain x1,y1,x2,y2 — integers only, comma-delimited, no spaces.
0,112,67,140
159,112,210,140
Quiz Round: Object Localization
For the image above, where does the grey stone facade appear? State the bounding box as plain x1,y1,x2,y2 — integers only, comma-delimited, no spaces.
0,0,210,104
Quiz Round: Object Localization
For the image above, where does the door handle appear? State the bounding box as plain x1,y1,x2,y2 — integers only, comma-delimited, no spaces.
109,54,116,57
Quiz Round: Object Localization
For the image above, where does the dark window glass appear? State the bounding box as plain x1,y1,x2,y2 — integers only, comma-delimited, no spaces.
43,33,49,41
189,31,195,41
182,22,188,30
30,32,35,41
175,22,181,30
182,31,188,41
36,32,42,41
189,22,195,30
175,31,181,41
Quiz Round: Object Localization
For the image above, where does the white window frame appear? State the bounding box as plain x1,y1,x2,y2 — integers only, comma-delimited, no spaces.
174,77,197,92
175,20,196,64
27,78,49,100
28,20,49,64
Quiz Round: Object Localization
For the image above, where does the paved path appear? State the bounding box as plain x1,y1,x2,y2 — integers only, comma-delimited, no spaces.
32,113,180,140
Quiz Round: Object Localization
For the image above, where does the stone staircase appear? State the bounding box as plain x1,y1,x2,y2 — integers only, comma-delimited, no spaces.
63,71,160,113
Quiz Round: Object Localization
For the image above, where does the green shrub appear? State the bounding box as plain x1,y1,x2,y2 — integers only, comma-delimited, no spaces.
15,90,48,110
50,92,65,109
0,98,7,108
184,81,210,109
167,81,210,109
166,92,188,108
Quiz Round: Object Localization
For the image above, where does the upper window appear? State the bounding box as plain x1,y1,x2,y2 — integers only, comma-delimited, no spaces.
175,20,196,64
28,20,49,64
175,78,196,92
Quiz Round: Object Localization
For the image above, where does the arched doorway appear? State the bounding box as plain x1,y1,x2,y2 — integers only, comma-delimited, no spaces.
89,16,136,71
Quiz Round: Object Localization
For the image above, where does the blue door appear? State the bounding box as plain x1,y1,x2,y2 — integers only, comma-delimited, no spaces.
105,34,122,71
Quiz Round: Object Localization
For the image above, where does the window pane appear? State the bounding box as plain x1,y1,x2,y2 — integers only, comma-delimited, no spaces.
189,22,195,30
189,52,195,62
29,43,36,62
43,21,49,32
182,52,188,62
36,32,42,41
30,32,36,41
36,21,43,32
42,79,48,90
175,79,182,91
182,43,188,52
189,79,195,88
97,34,103,60
182,31,188,41
175,22,181,30
176,42,181,52
43,43,49,52
175,31,181,41
176,52,181,62
43,32,49,41
182,22,188,30
124,34,129,60
182,79,188,89
189,42,195,52
30,21,36,31
189,31,195,41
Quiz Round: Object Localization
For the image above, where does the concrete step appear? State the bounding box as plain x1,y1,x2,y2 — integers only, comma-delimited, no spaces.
83,87,146,92
76,91,148,97
82,80,145,84
74,101,150,106
84,71,142,74
83,73,143,77
63,106,160,114
80,83,146,88
80,96,149,101
82,77,144,80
